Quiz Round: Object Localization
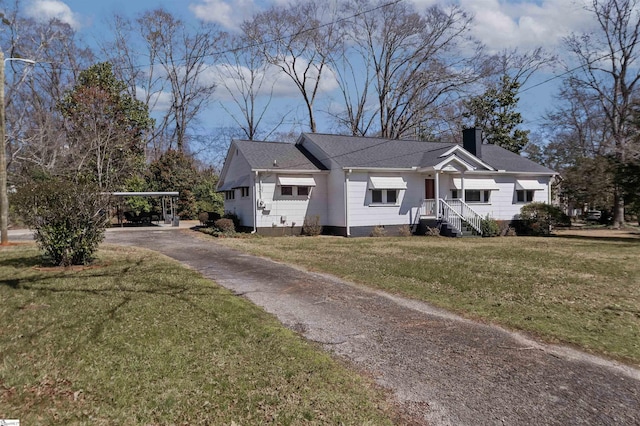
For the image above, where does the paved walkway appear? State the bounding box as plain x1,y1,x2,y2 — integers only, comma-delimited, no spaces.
15,226,640,424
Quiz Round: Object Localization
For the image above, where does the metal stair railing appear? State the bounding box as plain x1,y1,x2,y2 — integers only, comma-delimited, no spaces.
439,199,465,236
451,199,483,235
440,199,484,236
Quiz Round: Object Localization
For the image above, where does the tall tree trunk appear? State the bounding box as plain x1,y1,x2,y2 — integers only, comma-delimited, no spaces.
612,189,625,228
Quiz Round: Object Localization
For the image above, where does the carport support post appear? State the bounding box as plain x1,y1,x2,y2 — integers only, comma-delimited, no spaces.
171,196,178,226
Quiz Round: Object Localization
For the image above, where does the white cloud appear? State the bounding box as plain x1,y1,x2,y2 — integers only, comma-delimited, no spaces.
137,87,173,115
26,0,81,29
204,56,339,102
459,0,595,51
188,0,258,30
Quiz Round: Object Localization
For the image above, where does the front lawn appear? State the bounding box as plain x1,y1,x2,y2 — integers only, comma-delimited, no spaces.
216,235,640,365
0,244,395,425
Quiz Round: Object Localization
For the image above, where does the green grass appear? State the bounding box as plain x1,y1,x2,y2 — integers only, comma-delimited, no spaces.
216,235,640,365
0,244,395,425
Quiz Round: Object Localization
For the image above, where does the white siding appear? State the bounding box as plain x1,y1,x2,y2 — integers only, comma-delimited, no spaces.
347,172,424,227
221,149,254,228
327,165,346,226
439,174,552,221
298,137,345,227
255,173,328,228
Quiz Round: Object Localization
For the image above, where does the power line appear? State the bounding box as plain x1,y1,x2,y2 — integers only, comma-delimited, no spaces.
24,0,404,73
520,37,640,93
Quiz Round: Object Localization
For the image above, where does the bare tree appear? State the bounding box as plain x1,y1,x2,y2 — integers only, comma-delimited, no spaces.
106,9,220,153
103,13,170,159
0,7,93,181
216,32,286,140
325,15,376,136
564,0,640,227
341,0,486,139
493,47,557,88
245,0,341,133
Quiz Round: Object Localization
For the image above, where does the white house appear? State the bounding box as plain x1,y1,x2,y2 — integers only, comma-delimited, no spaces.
217,129,557,237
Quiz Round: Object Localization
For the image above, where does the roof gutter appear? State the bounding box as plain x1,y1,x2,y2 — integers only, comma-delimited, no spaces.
251,168,329,174
463,170,558,176
342,167,418,172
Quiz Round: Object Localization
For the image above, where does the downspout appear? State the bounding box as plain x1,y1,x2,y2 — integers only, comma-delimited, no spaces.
251,171,258,233
345,169,352,237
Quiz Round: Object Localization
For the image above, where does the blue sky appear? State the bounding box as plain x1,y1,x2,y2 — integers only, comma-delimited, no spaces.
21,0,598,143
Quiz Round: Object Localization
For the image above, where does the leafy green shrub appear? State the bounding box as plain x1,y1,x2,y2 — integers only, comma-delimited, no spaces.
198,227,260,239
214,218,235,234
518,202,571,236
302,215,322,236
370,226,386,237
193,169,224,215
123,175,152,217
12,178,110,266
148,150,198,219
480,216,500,237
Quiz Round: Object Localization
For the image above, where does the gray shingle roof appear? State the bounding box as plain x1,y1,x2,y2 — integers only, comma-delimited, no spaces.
300,133,453,168
235,140,326,170
301,133,556,174
479,144,556,174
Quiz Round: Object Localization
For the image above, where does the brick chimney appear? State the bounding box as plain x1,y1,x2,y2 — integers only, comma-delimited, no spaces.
462,128,483,158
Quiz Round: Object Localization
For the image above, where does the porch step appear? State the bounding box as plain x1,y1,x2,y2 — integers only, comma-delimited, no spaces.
460,222,481,237
418,219,480,238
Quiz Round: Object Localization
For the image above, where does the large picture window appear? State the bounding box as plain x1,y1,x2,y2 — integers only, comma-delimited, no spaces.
451,189,491,203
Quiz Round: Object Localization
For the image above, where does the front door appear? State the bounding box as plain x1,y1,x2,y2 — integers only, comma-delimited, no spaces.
425,178,435,199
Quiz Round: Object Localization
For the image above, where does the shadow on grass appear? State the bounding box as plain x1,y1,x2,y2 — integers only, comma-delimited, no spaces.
1,279,20,288
3,262,236,358
0,254,44,269
552,234,640,244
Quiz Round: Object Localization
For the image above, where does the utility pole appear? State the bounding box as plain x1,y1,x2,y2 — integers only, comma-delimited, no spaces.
0,51,34,245
0,48,7,245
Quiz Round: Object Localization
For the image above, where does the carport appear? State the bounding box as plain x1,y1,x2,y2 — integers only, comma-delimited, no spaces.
111,192,180,227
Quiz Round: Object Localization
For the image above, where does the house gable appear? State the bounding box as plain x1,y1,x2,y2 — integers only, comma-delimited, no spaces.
217,141,252,191
436,145,496,171
432,155,477,172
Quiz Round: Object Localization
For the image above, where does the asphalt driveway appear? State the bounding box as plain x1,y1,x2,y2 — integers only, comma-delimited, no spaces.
101,227,640,425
